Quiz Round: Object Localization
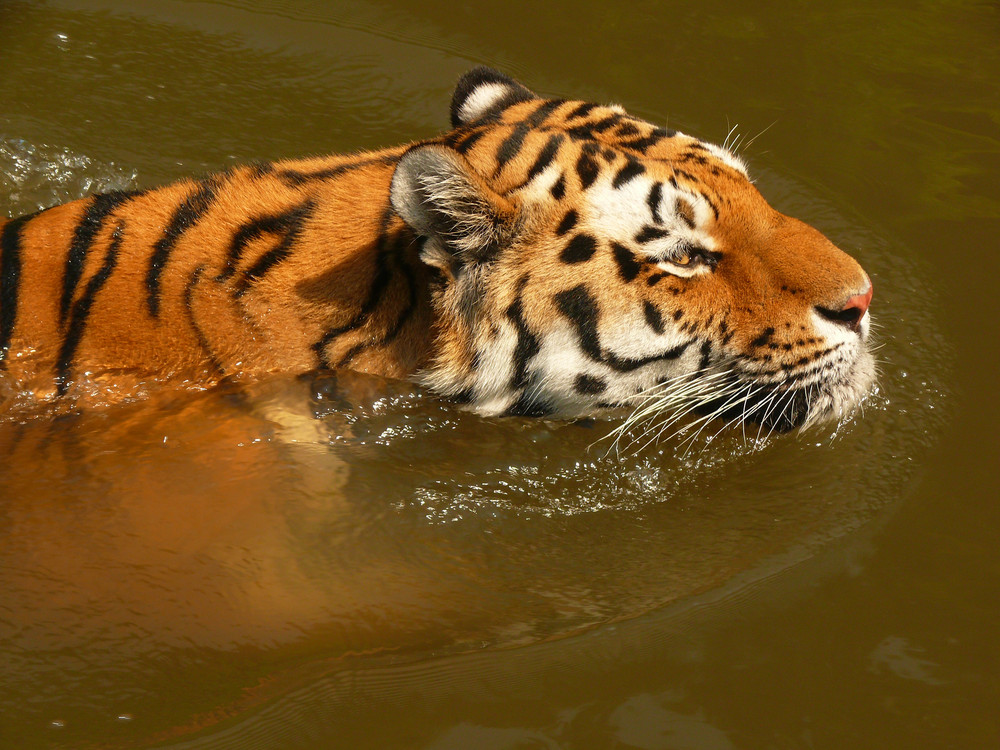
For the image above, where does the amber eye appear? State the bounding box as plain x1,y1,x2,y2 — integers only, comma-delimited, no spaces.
672,249,693,266
665,244,719,269
656,244,718,272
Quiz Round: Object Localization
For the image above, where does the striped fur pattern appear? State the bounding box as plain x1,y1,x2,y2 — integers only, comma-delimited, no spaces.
0,68,874,432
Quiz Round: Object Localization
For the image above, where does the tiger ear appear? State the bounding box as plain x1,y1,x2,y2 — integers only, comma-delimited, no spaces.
450,66,538,128
390,144,518,274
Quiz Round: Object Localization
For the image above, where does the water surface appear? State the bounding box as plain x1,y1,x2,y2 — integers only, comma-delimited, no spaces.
1,1,996,748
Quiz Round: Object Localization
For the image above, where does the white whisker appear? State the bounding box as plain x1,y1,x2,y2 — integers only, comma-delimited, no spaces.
740,120,778,154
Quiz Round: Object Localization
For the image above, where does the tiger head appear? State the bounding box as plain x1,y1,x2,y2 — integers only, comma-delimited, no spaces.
390,68,875,431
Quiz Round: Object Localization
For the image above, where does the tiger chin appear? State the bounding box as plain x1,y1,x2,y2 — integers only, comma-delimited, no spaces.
0,67,874,436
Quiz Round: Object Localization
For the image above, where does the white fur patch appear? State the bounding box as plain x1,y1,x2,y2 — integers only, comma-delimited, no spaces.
459,82,512,124
702,141,749,176
585,172,717,269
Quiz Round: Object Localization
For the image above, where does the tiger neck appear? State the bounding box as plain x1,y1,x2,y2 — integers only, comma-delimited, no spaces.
288,155,439,381
304,229,438,382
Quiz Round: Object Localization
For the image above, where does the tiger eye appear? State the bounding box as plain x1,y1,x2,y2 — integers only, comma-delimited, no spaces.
673,250,692,266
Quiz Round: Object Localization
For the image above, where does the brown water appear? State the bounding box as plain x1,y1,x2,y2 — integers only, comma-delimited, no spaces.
0,1,996,748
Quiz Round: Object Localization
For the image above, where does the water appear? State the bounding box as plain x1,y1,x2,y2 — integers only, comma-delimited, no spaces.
1,0,996,748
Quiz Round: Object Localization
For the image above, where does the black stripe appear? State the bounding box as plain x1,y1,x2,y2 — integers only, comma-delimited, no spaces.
703,193,721,220
55,221,125,395
677,151,709,166
554,284,691,372
183,265,226,375
526,99,565,127
635,225,670,244
698,340,713,372
496,123,529,173
505,276,539,390
560,233,598,264
647,182,664,224
276,154,399,186
454,129,487,155
750,327,776,348
62,190,139,325
373,250,420,345
615,122,641,138
719,319,733,346
622,136,659,154
566,102,598,120
336,240,420,368
550,173,566,200
643,300,664,334
525,134,564,183
227,199,316,298
611,242,641,282
574,373,607,395
556,209,578,236
590,115,621,133
612,158,645,189
218,219,274,282
576,149,599,190
503,391,553,418
566,125,597,141
311,206,397,368
0,215,30,365
623,128,674,154
146,178,221,318
554,285,609,363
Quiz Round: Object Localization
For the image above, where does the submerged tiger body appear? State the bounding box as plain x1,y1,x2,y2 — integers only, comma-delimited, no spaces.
0,68,874,431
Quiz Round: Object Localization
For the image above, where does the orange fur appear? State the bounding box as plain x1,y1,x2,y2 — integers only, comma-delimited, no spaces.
1,152,432,406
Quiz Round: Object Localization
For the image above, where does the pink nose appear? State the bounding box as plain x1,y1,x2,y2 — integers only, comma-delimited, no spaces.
843,280,873,322
816,278,873,331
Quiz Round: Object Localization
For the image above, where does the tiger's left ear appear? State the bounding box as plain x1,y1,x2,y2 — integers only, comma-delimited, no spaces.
390,144,518,275
450,66,538,128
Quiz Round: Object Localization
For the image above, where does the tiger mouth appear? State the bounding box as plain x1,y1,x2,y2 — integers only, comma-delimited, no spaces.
692,353,875,435
604,345,876,450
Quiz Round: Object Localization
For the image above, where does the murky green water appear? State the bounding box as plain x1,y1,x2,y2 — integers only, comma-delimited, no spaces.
1,0,997,747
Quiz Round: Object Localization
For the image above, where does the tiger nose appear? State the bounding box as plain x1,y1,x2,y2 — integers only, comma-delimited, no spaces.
816,278,873,331
842,280,873,327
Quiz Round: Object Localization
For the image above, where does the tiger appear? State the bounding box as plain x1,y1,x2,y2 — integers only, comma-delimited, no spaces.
0,67,874,433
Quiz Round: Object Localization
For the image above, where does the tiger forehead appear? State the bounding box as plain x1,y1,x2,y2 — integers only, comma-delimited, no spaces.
492,97,749,177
